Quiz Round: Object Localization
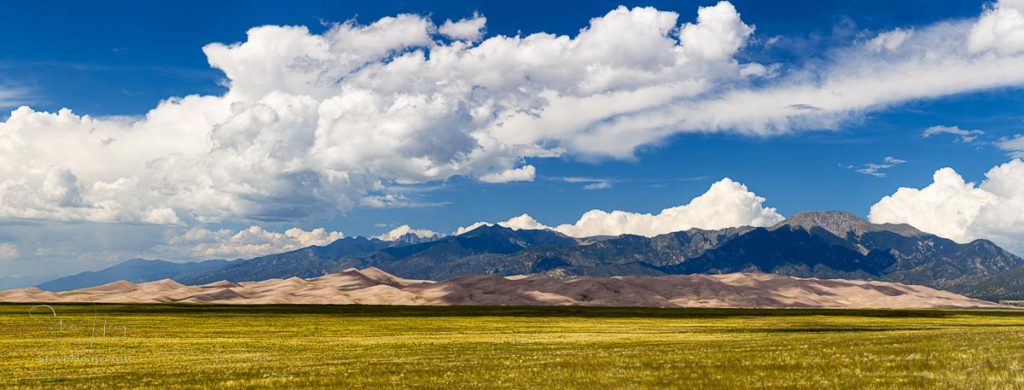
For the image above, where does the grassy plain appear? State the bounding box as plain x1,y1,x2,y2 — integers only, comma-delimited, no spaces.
1,304,1023,388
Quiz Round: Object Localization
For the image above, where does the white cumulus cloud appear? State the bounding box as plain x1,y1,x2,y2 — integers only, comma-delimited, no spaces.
439,14,487,41
586,0,1024,140
456,178,783,237
158,226,345,259
454,214,550,235
968,0,1024,54
2,1,1024,229
478,165,536,183
374,224,440,241
0,3,758,225
869,159,1024,254
454,222,489,235
501,214,551,231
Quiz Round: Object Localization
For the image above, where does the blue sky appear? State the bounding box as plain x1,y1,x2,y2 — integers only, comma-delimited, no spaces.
1,0,993,116
1,0,1023,277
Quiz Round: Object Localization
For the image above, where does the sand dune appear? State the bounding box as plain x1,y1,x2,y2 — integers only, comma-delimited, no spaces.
0,267,1009,309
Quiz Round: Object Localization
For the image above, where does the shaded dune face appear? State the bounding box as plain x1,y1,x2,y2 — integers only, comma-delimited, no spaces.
0,267,1009,309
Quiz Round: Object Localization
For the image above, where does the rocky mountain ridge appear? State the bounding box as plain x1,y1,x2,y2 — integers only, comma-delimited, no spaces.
34,211,1024,300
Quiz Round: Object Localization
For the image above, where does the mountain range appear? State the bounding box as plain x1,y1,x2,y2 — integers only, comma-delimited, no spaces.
35,211,1024,301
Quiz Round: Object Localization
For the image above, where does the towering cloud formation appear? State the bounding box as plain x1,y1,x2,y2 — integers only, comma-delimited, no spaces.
552,178,783,237
1,0,1024,230
870,159,1024,253
968,0,1024,54
0,2,757,225
456,178,783,238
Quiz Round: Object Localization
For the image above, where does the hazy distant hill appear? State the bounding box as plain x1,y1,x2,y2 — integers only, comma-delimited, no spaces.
178,236,396,285
36,234,434,290
37,259,234,292
0,275,57,290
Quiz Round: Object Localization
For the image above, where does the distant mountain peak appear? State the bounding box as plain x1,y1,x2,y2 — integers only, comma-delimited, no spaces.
789,210,862,221
375,225,441,244
459,223,516,237
389,232,440,246
774,210,924,238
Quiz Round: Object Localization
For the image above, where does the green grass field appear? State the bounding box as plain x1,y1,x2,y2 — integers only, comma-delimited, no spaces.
2,304,1024,388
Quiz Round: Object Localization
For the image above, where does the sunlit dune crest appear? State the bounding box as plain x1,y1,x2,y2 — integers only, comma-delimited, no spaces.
0,267,1007,309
